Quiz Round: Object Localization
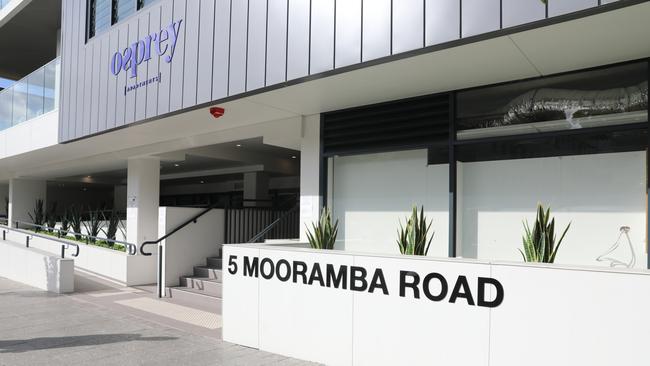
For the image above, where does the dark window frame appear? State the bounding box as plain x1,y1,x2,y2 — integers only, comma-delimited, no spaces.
87,0,158,41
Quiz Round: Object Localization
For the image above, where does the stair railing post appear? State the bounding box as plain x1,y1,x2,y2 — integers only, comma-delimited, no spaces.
157,242,164,298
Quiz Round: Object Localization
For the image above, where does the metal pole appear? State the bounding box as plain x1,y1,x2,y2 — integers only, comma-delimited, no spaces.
2,230,5,241
26,236,30,248
61,245,65,259
157,243,164,298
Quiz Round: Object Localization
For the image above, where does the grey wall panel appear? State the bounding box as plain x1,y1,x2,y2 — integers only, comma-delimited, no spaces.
82,45,93,136
362,0,391,61
106,30,119,130
74,2,86,139
197,0,216,104
286,0,310,80
462,0,500,38
183,0,200,108
97,37,109,132
135,12,150,122
90,41,102,134
393,0,424,54
229,0,248,95
549,0,597,17
115,24,129,127
247,0,267,91
157,0,174,115
60,0,72,141
124,18,140,124
335,0,360,68
309,0,334,74
169,0,187,112
266,0,287,86
425,0,460,46
146,5,161,118
502,0,545,28
212,0,231,100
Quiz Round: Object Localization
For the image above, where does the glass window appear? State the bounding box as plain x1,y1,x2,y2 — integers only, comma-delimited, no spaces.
26,66,45,120
456,62,648,141
455,62,649,270
330,149,449,257
137,0,157,10
11,79,27,126
0,88,12,131
89,0,112,38
114,0,136,23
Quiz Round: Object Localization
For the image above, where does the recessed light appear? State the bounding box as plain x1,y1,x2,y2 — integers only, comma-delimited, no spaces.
174,163,180,167
86,175,92,178
291,155,297,159
236,144,242,147
200,180,205,184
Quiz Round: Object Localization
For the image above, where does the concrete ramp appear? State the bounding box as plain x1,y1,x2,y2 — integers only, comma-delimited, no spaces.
0,239,74,293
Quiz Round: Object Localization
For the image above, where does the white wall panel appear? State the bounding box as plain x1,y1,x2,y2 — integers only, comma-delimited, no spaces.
229,0,249,95
425,0,459,46
106,30,120,130
90,41,102,134
335,0,361,68
287,0,310,80
266,0,288,86
115,24,129,126
169,0,187,112
462,0,500,37
362,0,391,61
393,0,424,54
183,0,200,108
146,5,161,118
135,13,150,122
503,0,546,28
197,0,216,104
309,0,334,74
212,0,231,100
549,0,598,17
124,17,140,124
157,1,174,115
247,0,268,91
97,37,109,131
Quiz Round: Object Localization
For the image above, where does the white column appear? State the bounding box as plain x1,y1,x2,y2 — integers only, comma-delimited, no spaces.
126,157,160,249
8,179,47,228
299,114,322,242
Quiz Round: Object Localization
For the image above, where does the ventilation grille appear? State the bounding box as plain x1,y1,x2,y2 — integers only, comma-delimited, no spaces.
322,93,450,156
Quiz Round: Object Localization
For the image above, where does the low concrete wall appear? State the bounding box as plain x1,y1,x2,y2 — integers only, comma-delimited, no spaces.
3,229,156,286
0,239,73,293
223,244,650,366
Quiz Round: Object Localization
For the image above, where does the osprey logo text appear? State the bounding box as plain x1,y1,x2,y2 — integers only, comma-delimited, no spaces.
110,19,183,78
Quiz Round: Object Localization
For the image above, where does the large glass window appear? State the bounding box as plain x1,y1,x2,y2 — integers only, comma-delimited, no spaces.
455,62,649,270
456,62,648,141
330,149,449,257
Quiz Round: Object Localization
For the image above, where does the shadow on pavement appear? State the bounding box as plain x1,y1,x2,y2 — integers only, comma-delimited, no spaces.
0,334,177,353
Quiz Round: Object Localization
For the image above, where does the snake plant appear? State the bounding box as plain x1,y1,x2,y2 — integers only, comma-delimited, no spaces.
519,204,571,263
397,206,434,256
306,207,339,250
28,199,45,231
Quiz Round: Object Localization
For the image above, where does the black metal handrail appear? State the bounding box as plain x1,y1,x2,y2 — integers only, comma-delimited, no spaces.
14,220,136,255
247,204,300,243
140,201,224,256
0,224,80,258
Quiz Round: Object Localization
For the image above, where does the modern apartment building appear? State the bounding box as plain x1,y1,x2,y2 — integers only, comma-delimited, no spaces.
0,0,649,365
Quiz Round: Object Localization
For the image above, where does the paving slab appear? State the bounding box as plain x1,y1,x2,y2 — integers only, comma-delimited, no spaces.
0,276,319,366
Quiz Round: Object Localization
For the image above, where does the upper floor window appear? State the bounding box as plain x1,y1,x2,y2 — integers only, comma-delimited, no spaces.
88,0,158,40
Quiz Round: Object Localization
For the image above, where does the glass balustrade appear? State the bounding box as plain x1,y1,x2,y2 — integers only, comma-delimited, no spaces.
0,57,60,132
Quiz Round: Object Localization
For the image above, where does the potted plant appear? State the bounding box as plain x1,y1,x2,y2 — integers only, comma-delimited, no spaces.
397,206,434,256
305,207,339,250
519,203,571,263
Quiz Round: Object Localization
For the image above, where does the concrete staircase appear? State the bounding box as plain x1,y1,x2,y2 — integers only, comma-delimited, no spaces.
166,255,223,313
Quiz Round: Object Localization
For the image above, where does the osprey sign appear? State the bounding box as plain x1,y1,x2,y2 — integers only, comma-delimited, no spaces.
110,19,183,78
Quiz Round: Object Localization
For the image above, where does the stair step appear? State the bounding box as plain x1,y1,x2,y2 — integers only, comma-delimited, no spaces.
206,257,222,268
180,276,223,297
166,287,222,313
193,266,223,280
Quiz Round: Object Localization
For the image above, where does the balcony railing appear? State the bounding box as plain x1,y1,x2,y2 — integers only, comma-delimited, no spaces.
0,57,60,132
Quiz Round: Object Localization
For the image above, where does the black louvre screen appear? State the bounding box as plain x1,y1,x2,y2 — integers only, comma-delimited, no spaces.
322,93,451,157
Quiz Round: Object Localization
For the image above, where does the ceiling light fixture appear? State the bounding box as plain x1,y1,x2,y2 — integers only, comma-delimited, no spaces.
291,156,297,159
200,180,205,184
174,163,180,167
236,144,242,147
